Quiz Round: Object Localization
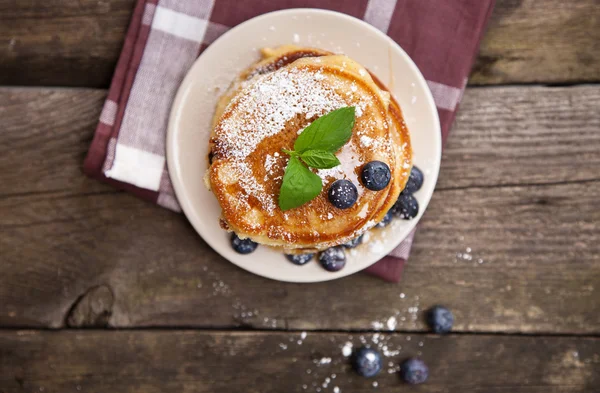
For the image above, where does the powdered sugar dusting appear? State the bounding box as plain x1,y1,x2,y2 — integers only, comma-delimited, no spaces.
216,67,347,214
355,101,367,117
236,161,276,214
358,134,386,151
386,316,397,331
357,203,370,219
360,135,373,147
336,143,363,195
342,342,353,357
264,154,278,176
219,68,346,161
371,321,384,330
317,166,344,186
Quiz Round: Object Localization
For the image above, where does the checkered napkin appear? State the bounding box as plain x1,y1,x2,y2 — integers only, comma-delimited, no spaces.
84,0,495,282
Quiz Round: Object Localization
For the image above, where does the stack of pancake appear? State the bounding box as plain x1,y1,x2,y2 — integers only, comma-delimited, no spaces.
206,45,412,253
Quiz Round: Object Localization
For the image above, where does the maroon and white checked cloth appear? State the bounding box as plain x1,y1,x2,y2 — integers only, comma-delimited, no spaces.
84,0,495,282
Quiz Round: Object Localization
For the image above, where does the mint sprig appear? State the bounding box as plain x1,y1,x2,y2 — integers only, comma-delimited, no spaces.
278,107,356,211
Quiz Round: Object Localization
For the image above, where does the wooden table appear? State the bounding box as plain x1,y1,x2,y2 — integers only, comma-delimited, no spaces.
1,1,599,392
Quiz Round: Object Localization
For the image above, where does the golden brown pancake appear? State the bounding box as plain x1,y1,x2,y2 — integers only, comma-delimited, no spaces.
211,45,332,129
207,46,412,252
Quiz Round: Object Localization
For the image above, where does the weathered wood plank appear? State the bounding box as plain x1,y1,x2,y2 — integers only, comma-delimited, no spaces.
1,85,598,195
0,0,599,87
470,0,600,85
443,84,600,188
1,177,598,332
1,86,599,332
0,88,109,196
1,331,599,393
0,0,134,88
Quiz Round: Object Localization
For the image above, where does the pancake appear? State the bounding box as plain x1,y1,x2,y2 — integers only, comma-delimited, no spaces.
207,46,412,252
212,45,332,129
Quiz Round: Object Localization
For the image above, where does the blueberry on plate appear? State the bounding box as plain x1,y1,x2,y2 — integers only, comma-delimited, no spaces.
375,210,393,228
361,161,391,191
343,234,364,249
230,233,258,254
404,166,424,194
352,347,382,378
319,246,346,272
426,305,454,334
328,179,358,209
285,253,314,266
391,192,419,220
400,358,429,384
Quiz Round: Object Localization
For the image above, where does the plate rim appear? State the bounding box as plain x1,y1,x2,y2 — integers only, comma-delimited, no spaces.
167,8,441,283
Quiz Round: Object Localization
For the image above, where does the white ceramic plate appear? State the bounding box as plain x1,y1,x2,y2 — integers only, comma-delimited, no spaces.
167,9,441,283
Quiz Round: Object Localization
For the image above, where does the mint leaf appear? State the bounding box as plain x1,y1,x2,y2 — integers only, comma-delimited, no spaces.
300,149,340,169
294,107,356,153
278,156,323,211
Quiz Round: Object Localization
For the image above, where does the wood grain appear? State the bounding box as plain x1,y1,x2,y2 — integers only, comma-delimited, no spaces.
1,85,598,195
1,176,598,332
1,331,599,393
0,0,134,87
0,0,599,87
0,86,598,332
441,84,600,188
470,0,600,85
0,88,108,196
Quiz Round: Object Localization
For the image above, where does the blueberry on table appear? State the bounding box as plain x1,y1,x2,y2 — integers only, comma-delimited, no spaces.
343,234,364,249
426,305,454,334
352,347,382,378
285,253,314,265
230,233,258,254
400,358,429,384
361,161,391,191
404,166,424,194
328,179,358,209
375,210,393,228
318,246,346,272
391,192,419,220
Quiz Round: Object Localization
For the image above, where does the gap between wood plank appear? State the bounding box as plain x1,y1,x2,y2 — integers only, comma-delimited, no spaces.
1,327,599,339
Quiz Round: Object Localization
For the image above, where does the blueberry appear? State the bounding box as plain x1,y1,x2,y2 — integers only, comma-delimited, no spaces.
361,161,391,191
343,234,364,249
400,358,429,384
404,166,424,194
375,210,393,228
230,233,258,254
426,305,454,334
318,246,346,272
328,179,358,209
285,253,314,265
391,192,419,220
352,347,382,378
